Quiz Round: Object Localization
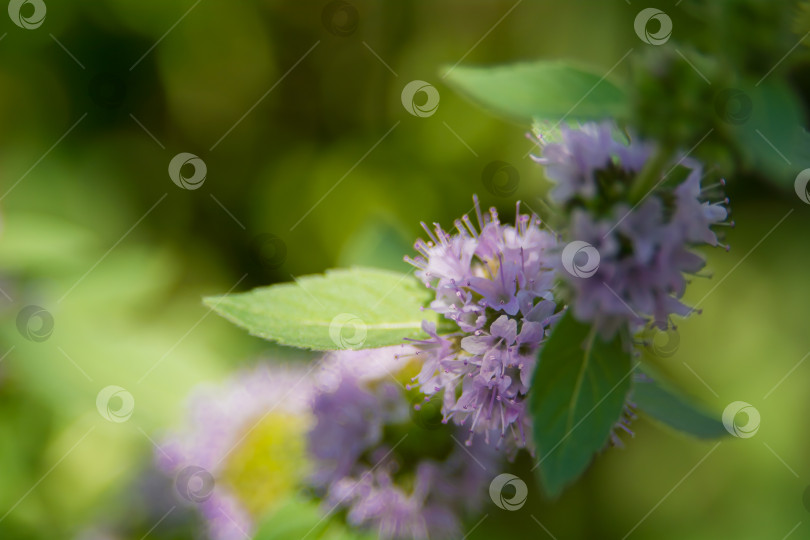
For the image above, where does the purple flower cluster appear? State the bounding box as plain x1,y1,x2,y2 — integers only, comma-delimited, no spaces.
536,122,655,204
405,197,561,450
308,347,409,490
157,365,314,540
155,121,736,540
307,346,497,540
158,347,497,540
533,122,730,334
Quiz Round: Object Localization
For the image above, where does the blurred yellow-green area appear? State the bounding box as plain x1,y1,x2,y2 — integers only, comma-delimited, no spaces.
0,1,808,539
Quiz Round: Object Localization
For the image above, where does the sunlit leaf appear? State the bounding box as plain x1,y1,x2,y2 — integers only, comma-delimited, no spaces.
205,267,436,350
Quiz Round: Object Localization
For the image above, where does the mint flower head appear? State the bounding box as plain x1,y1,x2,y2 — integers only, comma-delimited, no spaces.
532,122,731,335
534,122,655,204
307,346,496,540
157,365,314,540
404,197,561,451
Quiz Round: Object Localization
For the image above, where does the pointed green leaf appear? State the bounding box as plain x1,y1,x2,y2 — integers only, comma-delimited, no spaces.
633,372,727,439
205,267,436,350
443,60,627,122
530,312,632,497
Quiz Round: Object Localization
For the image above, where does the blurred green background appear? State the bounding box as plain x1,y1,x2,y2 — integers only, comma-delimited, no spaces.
0,1,808,539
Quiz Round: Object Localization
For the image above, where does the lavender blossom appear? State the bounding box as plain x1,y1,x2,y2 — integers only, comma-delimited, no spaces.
404,198,561,451
308,347,409,490
534,122,655,203
533,122,731,334
307,347,498,540
157,365,314,540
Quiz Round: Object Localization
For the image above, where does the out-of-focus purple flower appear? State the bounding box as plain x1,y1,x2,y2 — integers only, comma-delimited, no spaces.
157,364,314,540
159,346,498,540
314,345,412,392
405,197,561,451
531,122,654,203
534,122,731,333
307,347,498,540
308,348,409,490
672,157,729,247
562,200,707,334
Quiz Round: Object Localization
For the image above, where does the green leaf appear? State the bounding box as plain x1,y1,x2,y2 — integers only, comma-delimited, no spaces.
731,80,810,186
253,496,375,540
530,312,632,497
443,60,627,122
633,371,727,439
204,267,436,351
